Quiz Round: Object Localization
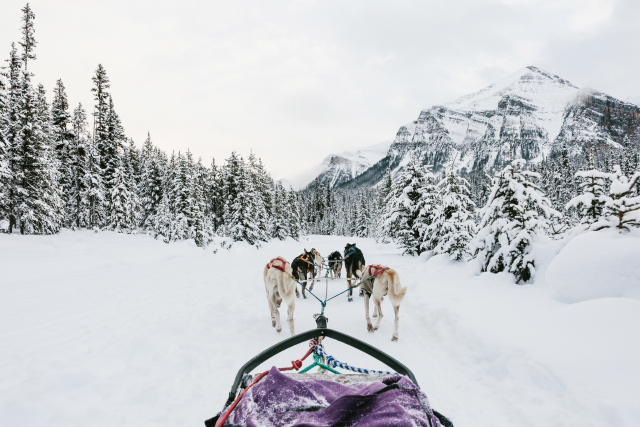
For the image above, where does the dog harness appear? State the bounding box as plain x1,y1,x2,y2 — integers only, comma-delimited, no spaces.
368,264,390,277
360,265,390,296
267,258,288,273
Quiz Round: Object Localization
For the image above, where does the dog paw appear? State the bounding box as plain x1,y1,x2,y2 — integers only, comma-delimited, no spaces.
276,327,282,333
391,335,398,342
373,325,379,331
348,296,353,302
372,313,378,318
367,324,374,332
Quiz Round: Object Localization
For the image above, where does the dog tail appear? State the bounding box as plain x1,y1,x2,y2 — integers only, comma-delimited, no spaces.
389,270,408,303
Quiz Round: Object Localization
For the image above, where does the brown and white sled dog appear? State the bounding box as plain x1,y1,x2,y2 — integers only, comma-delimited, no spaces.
359,265,408,341
263,257,296,335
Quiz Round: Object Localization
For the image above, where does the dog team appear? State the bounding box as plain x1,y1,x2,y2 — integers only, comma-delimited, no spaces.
263,244,408,341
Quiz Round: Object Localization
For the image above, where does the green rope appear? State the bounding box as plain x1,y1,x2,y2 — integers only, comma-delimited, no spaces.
298,352,341,375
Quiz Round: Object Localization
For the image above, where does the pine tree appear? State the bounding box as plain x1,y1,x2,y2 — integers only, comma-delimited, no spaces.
247,152,270,241
66,104,90,228
471,159,557,283
429,167,476,261
82,135,106,229
566,167,609,231
598,165,640,231
140,134,165,228
102,96,125,196
51,79,73,224
19,3,36,71
287,187,302,240
0,73,10,221
270,181,288,240
386,155,429,255
5,43,22,231
13,74,62,234
107,159,137,233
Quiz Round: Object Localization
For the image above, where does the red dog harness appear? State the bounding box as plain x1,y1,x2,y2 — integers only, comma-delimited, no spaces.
368,264,390,278
267,258,288,273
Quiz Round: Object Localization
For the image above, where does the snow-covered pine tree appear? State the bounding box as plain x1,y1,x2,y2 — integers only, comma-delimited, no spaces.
428,166,476,261
471,159,558,283
107,158,137,233
81,133,106,230
139,134,165,228
4,43,22,231
51,79,74,224
385,155,428,255
375,168,394,242
12,75,63,234
287,187,301,240
355,192,370,238
65,103,89,228
270,180,288,240
206,157,223,232
414,167,438,252
566,162,609,231
597,165,640,231
223,153,262,245
0,73,10,221
19,3,36,71
102,96,126,196
247,152,270,241
191,159,214,247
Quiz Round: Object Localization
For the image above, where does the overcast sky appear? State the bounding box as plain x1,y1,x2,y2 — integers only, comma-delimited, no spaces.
1,0,638,183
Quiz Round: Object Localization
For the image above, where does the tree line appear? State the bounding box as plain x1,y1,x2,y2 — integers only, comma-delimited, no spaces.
301,141,640,283
0,4,302,245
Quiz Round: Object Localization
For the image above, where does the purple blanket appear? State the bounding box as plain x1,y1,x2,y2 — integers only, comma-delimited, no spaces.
224,366,441,427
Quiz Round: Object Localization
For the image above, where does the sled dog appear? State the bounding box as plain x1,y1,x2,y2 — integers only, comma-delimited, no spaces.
328,251,342,278
343,243,365,302
360,264,408,341
291,248,322,299
263,257,296,335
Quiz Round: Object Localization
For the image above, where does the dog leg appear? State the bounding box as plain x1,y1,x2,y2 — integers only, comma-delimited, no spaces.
347,273,353,302
273,293,283,333
364,293,373,332
295,286,300,298
267,288,276,327
287,300,295,336
373,297,383,331
391,304,400,341
372,303,378,318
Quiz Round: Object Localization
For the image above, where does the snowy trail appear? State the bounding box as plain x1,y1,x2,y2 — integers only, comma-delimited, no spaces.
1,231,639,426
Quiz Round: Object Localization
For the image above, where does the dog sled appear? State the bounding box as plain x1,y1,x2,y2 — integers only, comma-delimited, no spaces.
205,314,453,427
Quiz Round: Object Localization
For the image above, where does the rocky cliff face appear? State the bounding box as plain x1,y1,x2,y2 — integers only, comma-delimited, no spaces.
337,66,640,189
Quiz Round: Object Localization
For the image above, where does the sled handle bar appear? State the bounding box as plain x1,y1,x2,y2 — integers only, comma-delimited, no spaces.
224,328,419,409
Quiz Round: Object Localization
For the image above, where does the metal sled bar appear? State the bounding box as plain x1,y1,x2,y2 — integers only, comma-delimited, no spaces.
223,328,419,409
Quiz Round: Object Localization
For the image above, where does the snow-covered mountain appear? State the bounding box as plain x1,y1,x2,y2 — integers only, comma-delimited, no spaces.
304,141,391,188
338,66,640,189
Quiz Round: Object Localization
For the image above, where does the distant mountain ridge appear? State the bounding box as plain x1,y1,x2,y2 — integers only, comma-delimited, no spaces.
304,141,391,189
333,66,640,189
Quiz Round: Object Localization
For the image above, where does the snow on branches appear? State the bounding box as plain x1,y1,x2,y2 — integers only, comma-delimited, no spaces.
472,160,558,283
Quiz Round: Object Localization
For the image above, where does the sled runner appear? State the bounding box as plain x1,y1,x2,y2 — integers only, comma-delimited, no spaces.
205,314,453,427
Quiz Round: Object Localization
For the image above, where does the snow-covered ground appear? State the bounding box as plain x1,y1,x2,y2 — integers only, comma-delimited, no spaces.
1,230,639,426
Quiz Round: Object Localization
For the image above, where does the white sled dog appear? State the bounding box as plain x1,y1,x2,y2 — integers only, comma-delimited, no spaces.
263,257,297,336
359,265,408,341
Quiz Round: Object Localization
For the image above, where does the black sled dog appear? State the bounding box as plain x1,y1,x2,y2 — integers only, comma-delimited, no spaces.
328,251,342,278
291,248,322,299
343,243,365,302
